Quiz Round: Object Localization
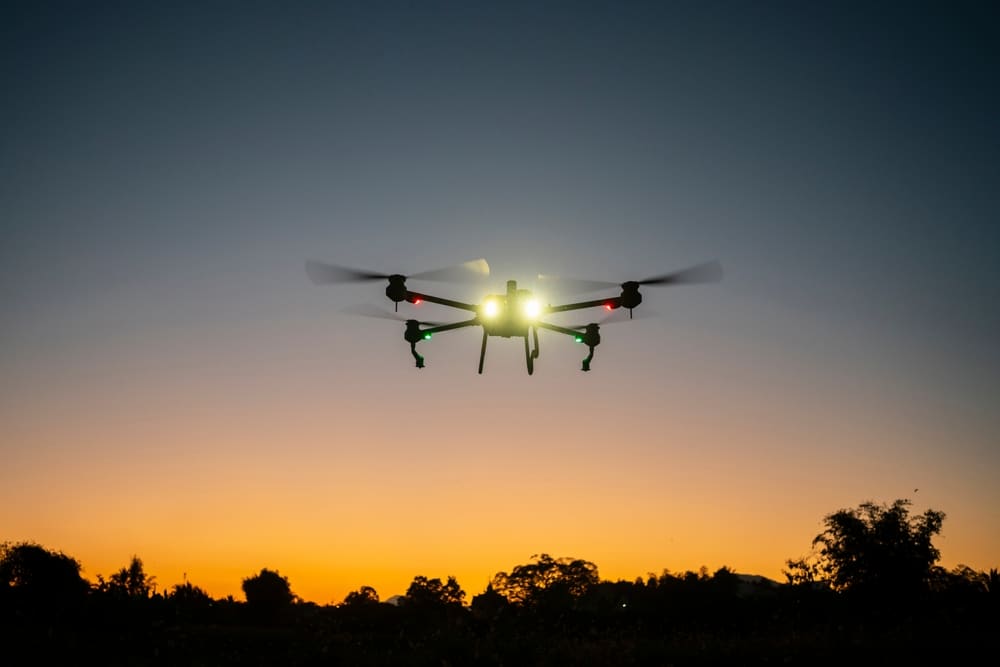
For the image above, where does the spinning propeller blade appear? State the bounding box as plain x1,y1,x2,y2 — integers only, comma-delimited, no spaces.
538,260,723,294
408,258,490,283
306,261,387,284
306,258,490,285
536,274,620,296
633,260,723,286
342,303,446,326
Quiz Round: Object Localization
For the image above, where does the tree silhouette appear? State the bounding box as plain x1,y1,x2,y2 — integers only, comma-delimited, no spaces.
933,564,990,594
168,580,212,602
470,583,509,620
404,575,465,607
0,541,89,615
1,533,998,664
784,498,944,599
241,568,294,622
99,555,156,599
491,554,599,607
342,585,380,606
165,581,214,623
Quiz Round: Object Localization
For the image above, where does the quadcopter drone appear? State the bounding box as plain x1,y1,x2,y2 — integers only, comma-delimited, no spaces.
306,258,721,374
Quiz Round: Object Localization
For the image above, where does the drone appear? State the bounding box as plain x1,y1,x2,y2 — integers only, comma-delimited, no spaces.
306,257,722,374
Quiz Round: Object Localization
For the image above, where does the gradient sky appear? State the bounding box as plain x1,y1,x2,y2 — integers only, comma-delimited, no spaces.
3,1,998,605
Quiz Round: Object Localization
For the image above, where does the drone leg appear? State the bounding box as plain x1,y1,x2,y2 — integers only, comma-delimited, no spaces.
524,336,534,375
478,329,488,374
531,326,539,359
581,346,595,372
410,342,424,369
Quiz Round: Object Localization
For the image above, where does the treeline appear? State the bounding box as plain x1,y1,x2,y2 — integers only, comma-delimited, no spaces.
2,498,997,666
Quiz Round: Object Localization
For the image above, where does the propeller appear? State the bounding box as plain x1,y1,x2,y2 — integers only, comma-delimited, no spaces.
538,260,723,295
631,260,723,286
306,258,490,285
536,274,619,296
341,303,447,326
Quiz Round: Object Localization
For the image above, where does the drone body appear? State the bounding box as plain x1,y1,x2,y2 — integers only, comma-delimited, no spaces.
306,258,721,374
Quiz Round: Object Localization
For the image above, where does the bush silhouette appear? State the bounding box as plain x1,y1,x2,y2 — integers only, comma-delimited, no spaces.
241,568,294,623
0,541,89,618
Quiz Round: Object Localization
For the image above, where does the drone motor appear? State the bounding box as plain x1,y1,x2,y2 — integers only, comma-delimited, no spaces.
385,275,408,308
619,282,643,311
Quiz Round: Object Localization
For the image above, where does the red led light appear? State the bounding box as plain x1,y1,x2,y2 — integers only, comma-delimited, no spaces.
604,303,613,311
414,298,423,305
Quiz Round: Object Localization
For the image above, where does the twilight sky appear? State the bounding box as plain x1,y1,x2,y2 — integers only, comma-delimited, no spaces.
3,1,998,604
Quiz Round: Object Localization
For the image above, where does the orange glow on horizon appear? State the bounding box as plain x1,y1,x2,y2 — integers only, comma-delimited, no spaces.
3,288,998,607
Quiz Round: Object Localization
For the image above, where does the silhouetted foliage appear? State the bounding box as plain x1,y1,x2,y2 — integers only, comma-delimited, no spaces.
98,555,156,599
784,498,944,600
342,584,380,606
165,580,214,623
929,563,999,606
2,499,998,666
491,553,599,608
0,541,89,618
404,575,465,607
241,568,294,623
470,582,509,620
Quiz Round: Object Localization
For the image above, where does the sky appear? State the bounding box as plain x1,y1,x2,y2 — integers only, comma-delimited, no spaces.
2,1,998,605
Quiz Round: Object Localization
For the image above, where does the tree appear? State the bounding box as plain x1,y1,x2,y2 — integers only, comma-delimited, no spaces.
931,564,992,595
0,541,89,613
166,581,214,622
100,555,156,599
242,568,294,621
784,498,944,598
491,554,599,606
167,580,213,602
404,575,465,607
342,585,380,606
470,583,509,619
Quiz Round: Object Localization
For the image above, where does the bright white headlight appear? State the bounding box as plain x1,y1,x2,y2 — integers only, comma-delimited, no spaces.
482,299,500,318
523,298,541,319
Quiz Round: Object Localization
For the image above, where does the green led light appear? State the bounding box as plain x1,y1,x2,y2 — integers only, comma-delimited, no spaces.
423,333,432,340
574,336,583,343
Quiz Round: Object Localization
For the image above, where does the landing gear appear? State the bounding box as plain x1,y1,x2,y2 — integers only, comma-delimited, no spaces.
477,327,540,375
524,326,540,375
478,329,488,374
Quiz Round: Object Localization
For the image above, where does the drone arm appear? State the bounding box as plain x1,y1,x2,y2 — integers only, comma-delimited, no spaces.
544,296,621,315
534,321,583,338
403,317,478,370
406,291,480,313
419,317,480,336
